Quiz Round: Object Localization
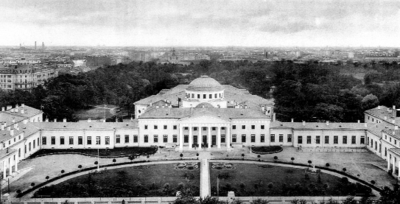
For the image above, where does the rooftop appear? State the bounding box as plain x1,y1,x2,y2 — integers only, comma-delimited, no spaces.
34,120,139,130
186,75,224,92
270,122,367,130
365,105,400,125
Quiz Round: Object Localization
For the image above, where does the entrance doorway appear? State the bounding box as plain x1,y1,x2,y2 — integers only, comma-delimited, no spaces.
212,135,216,146
193,136,198,145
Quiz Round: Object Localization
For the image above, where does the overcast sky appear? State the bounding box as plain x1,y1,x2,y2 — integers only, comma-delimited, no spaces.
1,0,399,47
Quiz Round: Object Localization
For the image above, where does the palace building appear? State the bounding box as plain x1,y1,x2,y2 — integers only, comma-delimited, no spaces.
1,75,400,180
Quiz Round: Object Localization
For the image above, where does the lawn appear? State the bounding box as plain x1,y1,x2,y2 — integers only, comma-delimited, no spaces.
75,105,118,120
33,163,200,197
210,163,371,197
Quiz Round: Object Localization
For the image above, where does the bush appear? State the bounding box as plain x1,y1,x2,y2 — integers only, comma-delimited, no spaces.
61,170,65,174
78,165,82,168
370,180,375,185
112,159,117,163
274,156,278,160
31,183,35,187
342,168,347,172
251,198,270,204
326,163,330,167
251,146,283,154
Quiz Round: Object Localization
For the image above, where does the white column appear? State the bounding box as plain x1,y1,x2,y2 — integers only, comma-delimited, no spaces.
393,156,396,176
9,157,12,175
217,126,221,148
179,125,183,152
198,126,202,146
398,158,400,178
189,125,193,149
388,155,391,171
15,154,18,172
226,125,231,150
3,161,6,178
207,126,211,149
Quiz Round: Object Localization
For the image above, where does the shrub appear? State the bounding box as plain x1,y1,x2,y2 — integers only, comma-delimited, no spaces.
112,158,117,163
291,157,295,163
45,176,50,180
94,161,98,165
325,163,330,167
371,180,376,185
304,174,310,180
251,198,270,204
31,183,35,187
78,165,82,169
342,168,347,172
308,160,312,165
61,170,65,174
274,156,278,160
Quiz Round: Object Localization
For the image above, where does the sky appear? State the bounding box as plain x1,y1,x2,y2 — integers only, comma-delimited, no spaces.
0,0,400,47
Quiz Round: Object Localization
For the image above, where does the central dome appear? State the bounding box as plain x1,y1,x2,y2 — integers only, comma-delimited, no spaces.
187,75,223,92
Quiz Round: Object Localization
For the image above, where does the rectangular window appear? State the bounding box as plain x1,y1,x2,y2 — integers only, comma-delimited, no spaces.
96,136,101,145
60,136,65,145
116,135,120,143
251,134,255,143
279,134,283,142
251,125,255,129
261,134,265,143
29,142,31,151
198,94,200,98
173,125,177,130
307,136,311,144
145,125,148,130
69,136,74,145
352,136,356,144
33,141,35,149
316,136,320,144
105,136,110,145
298,136,303,144
37,138,39,146
242,125,246,129
232,134,237,143
343,136,347,144
163,135,168,143
261,125,265,129
203,94,206,99
42,136,47,145
360,136,365,144
125,135,129,143
134,135,138,143
154,125,158,130
334,136,338,144
154,135,158,143
270,134,275,142
232,125,236,130
173,135,178,143
242,134,246,143
164,125,167,130
325,136,329,144
221,135,226,143
288,134,292,143
209,94,212,98
78,136,83,145
87,136,92,145
144,135,149,143
184,135,188,143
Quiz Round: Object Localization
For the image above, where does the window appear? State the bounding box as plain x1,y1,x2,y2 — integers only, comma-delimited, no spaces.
164,125,167,130
96,136,101,145
173,125,177,130
343,136,347,144
197,94,200,98
251,125,255,129
270,134,275,142
203,94,206,99
184,135,188,143
221,135,226,143
163,135,168,143
261,134,265,143
288,134,292,142
209,94,212,98
385,147,387,156
316,136,320,144
173,135,178,143
144,135,149,143
232,134,237,143
87,136,92,145
33,141,36,149
78,136,83,145
334,136,338,144
134,135,138,143
251,134,255,143
279,134,283,142
212,127,216,131
37,138,39,146
232,125,236,130
60,136,65,145
154,135,158,143
116,135,121,143
298,136,303,144
215,93,217,98
185,127,189,130
352,136,356,144
154,125,158,130
125,135,129,143
29,142,31,151
145,125,148,130
325,136,329,144
69,136,74,145
242,134,246,143
261,125,265,129
360,136,365,144
42,137,47,145
307,136,311,144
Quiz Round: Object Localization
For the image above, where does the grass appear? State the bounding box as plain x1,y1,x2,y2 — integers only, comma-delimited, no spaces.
75,105,118,120
28,147,158,158
210,163,371,197
34,163,200,197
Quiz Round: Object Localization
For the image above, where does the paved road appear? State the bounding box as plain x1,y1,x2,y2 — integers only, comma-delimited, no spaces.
200,159,210,198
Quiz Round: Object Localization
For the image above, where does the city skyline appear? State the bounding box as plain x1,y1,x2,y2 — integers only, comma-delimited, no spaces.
1,0,400,47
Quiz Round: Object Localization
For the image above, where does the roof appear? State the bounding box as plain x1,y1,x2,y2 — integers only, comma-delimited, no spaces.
186,75,224,92
270,122,367,131
388,148,400,156
382,128,400,140
365,106,400,125
0,122,40,143
34,120,139,130
367,123,390,138
3,105,42,119
139,107,271,120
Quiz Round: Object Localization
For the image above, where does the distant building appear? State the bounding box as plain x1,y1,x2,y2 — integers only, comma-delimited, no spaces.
0,65,58,90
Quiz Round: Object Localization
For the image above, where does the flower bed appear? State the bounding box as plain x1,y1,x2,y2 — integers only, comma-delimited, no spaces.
251,146,283,154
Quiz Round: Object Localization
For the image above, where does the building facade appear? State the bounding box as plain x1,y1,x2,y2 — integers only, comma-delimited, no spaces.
1,76,400,180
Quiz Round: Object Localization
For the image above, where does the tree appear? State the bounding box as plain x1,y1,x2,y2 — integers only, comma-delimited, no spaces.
361,94,379,110
61,170,65,174
308,160,312,166
113,158,117,163
128,155,135,162
251,198,269,204
291,157,295,163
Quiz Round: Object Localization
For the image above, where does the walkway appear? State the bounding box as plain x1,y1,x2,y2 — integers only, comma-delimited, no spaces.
200,159,211,198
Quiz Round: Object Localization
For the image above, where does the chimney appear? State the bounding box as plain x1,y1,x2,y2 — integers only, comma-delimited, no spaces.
12,119,15,123
14,123,18,129
7,126,11,131
357,120,360,123
0,124,4,131
273,113,276,121
6,106,11,110
63,118,67,122
378,105,381,109
326,121,329,126
115,117,118,122
364,123,368,128
393,105,397,118
88,118,91,123
302,121,306,126
45,118,49,122
384,116,387,120
23,119,28,124
395,126,399,130
10,129,14,136
21,109,25,114
392,119,396,124
54,119,57,122
291,118,294,123
1,107,4,111
21,103,25,108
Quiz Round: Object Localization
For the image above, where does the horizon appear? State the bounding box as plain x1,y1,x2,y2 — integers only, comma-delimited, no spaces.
1,0,400,47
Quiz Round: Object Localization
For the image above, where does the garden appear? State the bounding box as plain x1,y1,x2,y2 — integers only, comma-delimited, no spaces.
251,146,283,154
210,163,372,197
34,163,200,197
